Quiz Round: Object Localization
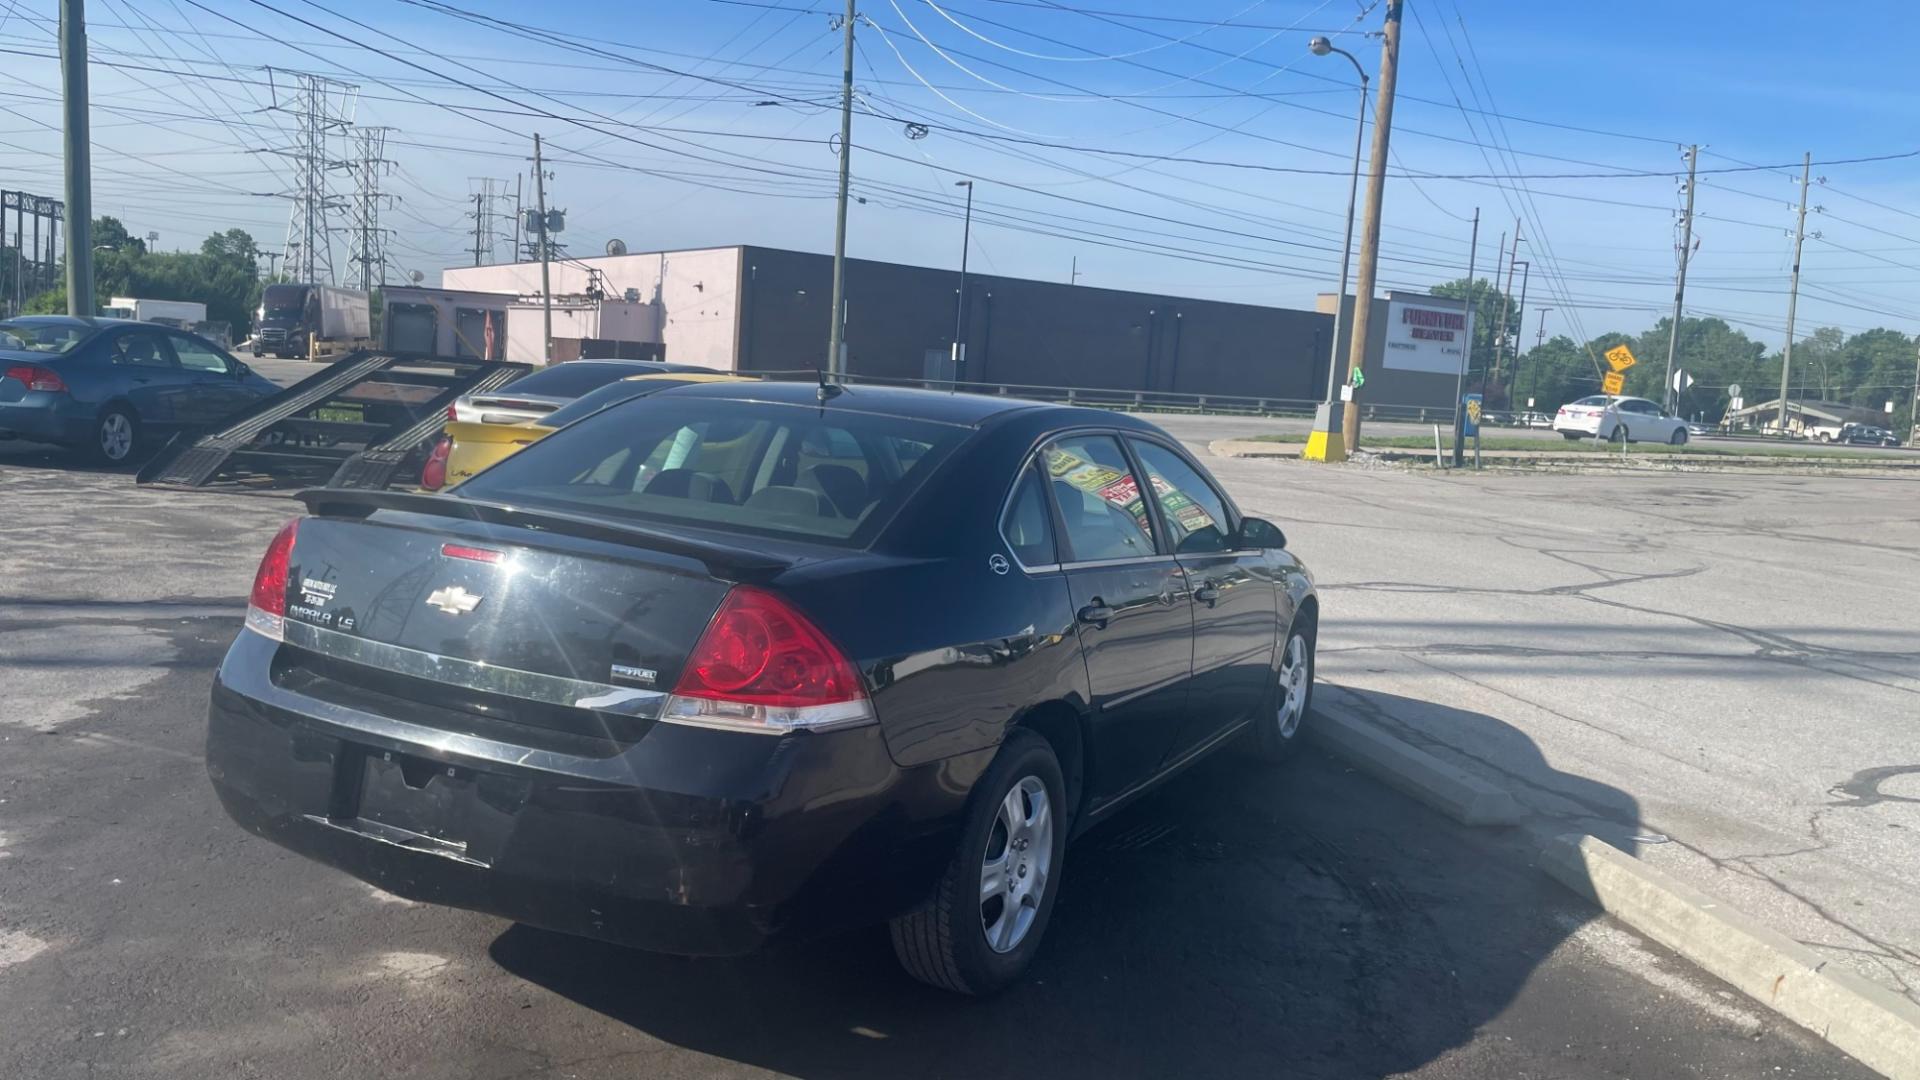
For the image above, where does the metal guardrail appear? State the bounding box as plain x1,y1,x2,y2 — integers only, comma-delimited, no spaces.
749,370,1461,424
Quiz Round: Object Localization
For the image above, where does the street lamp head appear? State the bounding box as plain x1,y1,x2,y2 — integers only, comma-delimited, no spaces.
954,179,973,188
1309,36,1333,55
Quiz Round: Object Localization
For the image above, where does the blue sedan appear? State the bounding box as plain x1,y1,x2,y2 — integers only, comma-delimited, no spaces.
0,315,279,463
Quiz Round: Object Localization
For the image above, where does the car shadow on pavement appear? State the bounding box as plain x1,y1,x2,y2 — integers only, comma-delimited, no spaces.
490,718,1650,1080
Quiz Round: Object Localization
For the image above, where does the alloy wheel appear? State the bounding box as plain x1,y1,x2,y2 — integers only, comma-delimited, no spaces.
1277,632,1309,738
980,776,1052,954
99,413,133,461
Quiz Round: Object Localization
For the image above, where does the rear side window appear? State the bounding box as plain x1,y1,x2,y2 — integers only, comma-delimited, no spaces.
456,399,963,546
1573,396,1609,407
112,333,173,369
540,379,686,428
503,362,660,398
1041,435,1157,562
1000,464,1058,567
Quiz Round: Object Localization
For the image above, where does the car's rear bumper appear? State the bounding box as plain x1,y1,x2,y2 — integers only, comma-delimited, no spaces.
0,397,88,444
206,629,974,955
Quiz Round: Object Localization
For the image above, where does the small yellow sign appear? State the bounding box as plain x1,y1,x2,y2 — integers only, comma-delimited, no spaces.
1602,371,1626,395
1605,344,1638,372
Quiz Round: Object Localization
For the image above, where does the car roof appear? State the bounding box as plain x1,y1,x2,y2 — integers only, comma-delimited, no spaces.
655,378,1055,427
618,372,751,384
1,314,137,328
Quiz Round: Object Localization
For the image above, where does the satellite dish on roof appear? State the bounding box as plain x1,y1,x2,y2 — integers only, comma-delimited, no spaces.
409,270,424,283
605,238,627,256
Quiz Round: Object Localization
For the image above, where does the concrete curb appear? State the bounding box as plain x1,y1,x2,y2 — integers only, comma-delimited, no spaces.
1305,698,1524,827
1542,832,1920,1080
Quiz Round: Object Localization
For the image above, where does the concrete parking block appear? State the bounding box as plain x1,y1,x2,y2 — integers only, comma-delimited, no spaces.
1306,697,1524,827
1543,832,1920,1080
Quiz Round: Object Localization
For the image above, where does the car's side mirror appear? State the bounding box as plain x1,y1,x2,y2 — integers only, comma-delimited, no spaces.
1237,516,1287,550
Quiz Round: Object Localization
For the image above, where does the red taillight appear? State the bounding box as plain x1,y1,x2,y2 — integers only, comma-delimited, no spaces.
421,436,450,490
665,586,872,732
441,542,502,563
446,403,459,421
5,364,68,393
244,518,300,641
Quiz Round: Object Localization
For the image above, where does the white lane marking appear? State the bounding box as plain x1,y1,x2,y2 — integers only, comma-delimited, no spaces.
0,929,50,970
1558,914,1765,1036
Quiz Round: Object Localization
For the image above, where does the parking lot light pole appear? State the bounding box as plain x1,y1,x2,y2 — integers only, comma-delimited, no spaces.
1302,35,1367,464
952,180,973,382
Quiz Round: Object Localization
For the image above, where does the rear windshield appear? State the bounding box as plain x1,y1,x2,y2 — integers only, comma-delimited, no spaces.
0,320,89,354
456,398,967,545
539,379,689,429
500,362,663,398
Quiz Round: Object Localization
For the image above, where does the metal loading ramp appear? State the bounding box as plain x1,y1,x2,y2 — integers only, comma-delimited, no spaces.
136,351,530,490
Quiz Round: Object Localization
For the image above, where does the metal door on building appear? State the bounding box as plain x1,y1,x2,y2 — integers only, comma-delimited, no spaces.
922,346,955,390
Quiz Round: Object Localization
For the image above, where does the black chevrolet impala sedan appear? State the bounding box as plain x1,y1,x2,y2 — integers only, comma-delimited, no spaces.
207,381,1318,995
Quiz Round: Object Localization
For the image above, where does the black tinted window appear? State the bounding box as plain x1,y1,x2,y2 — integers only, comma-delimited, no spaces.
1128,439,1231,554
1000,464,1058,567
1041,435,1157,562
457,399,961,546
504,362,663,398
112,333,173,369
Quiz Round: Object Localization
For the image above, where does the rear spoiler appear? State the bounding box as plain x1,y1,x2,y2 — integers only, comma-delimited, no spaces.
296,488,795,581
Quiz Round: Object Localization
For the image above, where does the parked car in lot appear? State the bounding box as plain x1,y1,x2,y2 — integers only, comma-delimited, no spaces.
1837,423,1900,447
206,382,1318,995
1686,421,1716,437
0,315,277,463
424,371,750,490
1553,394,1689,444
1518,411,1553,429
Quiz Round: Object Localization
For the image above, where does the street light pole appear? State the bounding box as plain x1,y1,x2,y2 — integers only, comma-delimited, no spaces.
1302,35,1367,463
825,0,857,377
952,179,973,383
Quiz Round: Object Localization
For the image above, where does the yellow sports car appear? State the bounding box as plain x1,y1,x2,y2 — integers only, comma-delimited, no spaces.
422,371,750,490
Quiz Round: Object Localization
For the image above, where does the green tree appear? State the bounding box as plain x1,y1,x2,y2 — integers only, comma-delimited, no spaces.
1632,317,1767,419
22,222,265,335
1430,278,1520,390
92,216,146,255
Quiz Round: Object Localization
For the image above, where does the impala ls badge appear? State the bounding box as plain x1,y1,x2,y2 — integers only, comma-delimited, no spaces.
425,585,483,615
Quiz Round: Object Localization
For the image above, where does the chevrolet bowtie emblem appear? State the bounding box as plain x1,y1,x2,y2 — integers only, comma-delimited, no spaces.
425,585,483,615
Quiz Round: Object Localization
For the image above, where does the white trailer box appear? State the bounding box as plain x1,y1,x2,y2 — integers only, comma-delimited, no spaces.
105,297,208,326
503,298,660,364
315,286,372,341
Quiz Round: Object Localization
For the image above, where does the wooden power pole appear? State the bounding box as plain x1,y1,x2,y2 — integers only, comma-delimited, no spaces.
1340,0,1404,449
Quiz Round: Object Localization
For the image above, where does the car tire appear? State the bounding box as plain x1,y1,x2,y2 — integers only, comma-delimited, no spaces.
1609,425,1628,443
1669,428,1688,446
889,728,1066,996
1561,431,1583,441
1243,609,1317,762
91,406,140,464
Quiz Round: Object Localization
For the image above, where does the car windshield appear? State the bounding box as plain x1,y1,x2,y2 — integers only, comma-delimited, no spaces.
0,320,89,354
456,397,966,545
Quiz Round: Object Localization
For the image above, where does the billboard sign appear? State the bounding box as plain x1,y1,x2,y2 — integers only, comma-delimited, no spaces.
1383,297,1470,374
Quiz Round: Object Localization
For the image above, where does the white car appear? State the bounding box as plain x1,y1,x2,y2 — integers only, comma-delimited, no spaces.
1553,395,1689,445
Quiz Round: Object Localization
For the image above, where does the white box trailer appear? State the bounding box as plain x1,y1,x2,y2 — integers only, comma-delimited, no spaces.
104,297,207,326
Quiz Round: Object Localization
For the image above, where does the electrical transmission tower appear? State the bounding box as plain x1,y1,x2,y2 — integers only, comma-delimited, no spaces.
348,126,395,291
270,72,356,285
467,178,512,266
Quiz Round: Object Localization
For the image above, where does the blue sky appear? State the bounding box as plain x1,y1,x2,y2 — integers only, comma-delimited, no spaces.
4,0,1920,350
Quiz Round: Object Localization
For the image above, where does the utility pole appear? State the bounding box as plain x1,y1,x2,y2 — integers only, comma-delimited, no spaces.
1776,151,1810,435
60,0,93,316
1909,344,1918,441
533,133,552,361
1487,220,1521,396
825,0,857,377
512,173,524,261
1070,256,1081,284
1340,0,1404,449
1510,259,1530,379
1529,305,1553,409
472,192,486,266
1449,208,1480,468
1662,145,1698,414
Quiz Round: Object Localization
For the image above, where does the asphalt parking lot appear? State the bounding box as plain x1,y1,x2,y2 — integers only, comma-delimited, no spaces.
4,433,1901,1077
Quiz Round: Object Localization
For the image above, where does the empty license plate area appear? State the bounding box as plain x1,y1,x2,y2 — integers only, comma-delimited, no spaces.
333,750,530,867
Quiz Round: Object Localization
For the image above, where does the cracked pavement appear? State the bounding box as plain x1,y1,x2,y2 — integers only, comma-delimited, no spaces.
1199,449,1920,1005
